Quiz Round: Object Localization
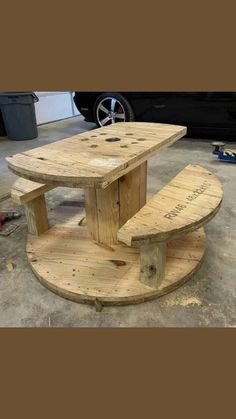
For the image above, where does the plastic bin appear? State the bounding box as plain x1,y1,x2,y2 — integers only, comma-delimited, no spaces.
0,92,39,140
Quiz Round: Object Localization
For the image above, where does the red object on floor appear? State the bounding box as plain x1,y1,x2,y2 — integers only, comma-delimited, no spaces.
0,212,21,231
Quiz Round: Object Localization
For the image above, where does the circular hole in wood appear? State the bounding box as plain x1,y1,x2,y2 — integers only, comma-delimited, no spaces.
106,137,121,142
81,138,89,141
100,133,107,135
120,145,128,148
131,141,138,144
91,135,97,137
125,133,133,136
37,157,46,160
90,144,98,148
138,138,146,141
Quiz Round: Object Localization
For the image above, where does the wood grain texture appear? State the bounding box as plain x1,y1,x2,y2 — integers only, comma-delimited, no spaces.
11,177,55,204
118,164,223,245
26,204,206,306
85,181,120,245
85,163,147,245
119,162,147,226
25,195,49,235
6,122,186,188
140,241,166,288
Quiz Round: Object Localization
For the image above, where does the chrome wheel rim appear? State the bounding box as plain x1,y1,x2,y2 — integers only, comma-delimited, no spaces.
96,97,126,126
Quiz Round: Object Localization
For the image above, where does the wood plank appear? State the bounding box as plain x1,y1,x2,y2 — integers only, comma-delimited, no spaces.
140,241,166,288
25,195,49,235
85,181,119,245
26,202,206,305
6,122,186,188
139,161,147,207
118,164,223,245
11,177,55,204
118,162,147,226
84,188,99,241
85,161,147,245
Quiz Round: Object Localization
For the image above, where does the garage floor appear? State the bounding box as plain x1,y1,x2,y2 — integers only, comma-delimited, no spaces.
0,116,235,327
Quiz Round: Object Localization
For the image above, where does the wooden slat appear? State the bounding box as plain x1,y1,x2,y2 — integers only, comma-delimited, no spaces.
26,202,206,305
25,195,49,235
118,162,147,226
6,122,186,188
84,187,99,241
11,177,54,204
85,162,147,246
85,181,119,245
118,164,223,245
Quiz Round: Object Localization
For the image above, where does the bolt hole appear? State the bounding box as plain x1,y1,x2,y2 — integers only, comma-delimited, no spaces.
81,138,89,141
138,138,146,141
90,144,98,148
106,137,121,142
120,145,128,148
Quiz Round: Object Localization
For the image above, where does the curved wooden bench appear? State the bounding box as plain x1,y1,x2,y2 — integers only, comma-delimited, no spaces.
118,164,223,288
11,178,55,235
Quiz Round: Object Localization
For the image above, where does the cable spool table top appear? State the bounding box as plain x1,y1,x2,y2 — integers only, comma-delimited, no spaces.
6,122,187,188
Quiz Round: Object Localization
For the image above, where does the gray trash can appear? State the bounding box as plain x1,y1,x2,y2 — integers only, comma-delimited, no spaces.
0,92,39,140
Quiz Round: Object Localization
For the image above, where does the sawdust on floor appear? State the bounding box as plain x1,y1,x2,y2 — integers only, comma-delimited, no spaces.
164,295,202,307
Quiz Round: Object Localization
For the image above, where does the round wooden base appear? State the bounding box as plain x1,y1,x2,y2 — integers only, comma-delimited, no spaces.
26,207,206,306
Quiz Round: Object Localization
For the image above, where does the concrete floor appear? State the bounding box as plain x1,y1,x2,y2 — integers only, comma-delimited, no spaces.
0,116,235,327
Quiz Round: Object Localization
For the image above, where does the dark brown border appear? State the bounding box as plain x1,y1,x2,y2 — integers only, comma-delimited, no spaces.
1,2,236,90
1,2,236,416
0,329,235,418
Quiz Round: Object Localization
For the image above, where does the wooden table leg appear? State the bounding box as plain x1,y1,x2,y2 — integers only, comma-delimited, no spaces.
85,162,147,245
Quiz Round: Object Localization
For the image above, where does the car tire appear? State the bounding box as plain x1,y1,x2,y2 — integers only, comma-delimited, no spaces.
93,93,135,127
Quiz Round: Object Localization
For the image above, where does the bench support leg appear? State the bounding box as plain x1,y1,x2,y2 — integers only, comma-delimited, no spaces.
24,195,49,235
140,241,167,288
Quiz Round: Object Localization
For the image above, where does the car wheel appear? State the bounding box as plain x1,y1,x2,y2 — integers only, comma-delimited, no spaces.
93,93,135,127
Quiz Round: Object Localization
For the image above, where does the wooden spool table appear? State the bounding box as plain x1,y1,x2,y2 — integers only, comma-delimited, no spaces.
6,122,223,306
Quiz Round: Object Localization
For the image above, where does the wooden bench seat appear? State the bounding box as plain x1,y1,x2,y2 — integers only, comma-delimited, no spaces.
118,164,223,288
11,178,54,204
11,178,55,235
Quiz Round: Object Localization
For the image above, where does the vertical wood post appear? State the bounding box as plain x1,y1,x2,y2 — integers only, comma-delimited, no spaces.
119,161,147,226
85,181,119,245
140,241,167,288
85,162,147,246
24,195,49,235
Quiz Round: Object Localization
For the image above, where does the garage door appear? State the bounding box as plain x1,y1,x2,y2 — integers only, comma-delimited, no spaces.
34,92,79,125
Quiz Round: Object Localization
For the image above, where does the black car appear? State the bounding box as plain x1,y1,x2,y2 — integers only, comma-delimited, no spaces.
73,92,236,139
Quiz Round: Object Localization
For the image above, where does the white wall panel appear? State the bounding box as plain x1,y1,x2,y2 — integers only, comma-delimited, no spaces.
34,92,79,125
